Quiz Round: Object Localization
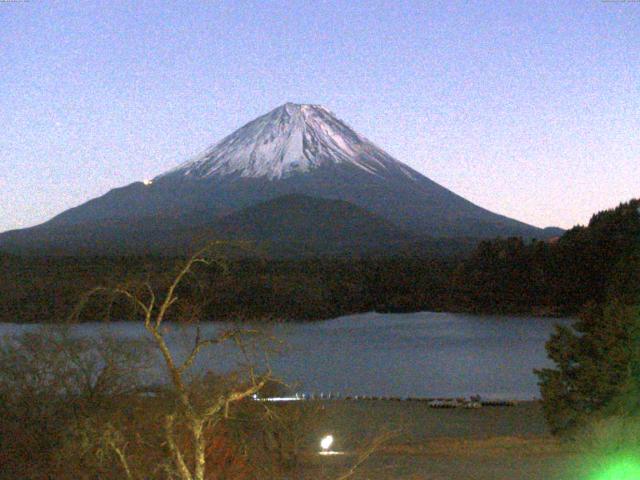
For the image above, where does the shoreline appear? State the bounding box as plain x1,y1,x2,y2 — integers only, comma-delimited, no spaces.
294,399,575,479
0,308,576,325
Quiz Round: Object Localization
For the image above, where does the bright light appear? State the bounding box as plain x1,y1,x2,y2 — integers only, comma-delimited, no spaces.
589,456,640,480
320,435,334,451
143,179,153,186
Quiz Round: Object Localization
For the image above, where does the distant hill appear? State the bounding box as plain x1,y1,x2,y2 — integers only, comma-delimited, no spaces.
0,194,454,257
0,194,483,258
204,194,412,256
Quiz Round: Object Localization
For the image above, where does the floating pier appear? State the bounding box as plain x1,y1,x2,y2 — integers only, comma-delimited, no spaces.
252,393,517,408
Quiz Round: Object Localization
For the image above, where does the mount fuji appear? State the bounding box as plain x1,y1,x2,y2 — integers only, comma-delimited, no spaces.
0,103,561,256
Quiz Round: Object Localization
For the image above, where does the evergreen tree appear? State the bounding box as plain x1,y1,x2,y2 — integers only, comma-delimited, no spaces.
536,301,640,434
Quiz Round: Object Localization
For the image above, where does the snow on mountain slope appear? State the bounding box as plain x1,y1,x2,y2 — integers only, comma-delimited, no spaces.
160,103,418,181
0,102,558,253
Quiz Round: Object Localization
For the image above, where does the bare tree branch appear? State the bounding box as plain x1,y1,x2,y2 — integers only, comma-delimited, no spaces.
70,241,280,480
177,329,254,375
165,414,193,480
335,430,399,480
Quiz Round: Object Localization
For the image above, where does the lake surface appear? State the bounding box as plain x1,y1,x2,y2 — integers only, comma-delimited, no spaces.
0,311,572,400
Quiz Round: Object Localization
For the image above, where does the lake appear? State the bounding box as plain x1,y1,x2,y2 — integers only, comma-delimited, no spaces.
0,311,572,400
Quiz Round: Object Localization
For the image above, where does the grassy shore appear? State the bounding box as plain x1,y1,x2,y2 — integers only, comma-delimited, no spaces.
295,400,577,479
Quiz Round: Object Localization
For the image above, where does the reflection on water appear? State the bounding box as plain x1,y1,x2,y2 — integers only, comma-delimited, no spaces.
0,311,571,400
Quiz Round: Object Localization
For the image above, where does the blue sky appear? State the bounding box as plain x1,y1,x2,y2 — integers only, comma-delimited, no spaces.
1,0,638,232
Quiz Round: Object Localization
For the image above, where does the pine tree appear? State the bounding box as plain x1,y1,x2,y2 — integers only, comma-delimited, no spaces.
536,301,640,434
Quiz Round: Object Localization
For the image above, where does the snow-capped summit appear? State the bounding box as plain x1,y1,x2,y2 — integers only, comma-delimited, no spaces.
0,102,557,256
160,103,416,181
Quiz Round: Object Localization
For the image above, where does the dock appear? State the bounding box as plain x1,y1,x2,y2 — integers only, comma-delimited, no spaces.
252,393,517,408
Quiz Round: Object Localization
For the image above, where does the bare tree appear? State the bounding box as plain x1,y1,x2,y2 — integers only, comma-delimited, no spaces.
0,326,153,480
76,243,273,480
67,243,395,480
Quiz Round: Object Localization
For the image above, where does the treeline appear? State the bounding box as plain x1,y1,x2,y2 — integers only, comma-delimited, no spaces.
0,254,455,323
451,198,640,315
533,200,640,435
1,199,637,323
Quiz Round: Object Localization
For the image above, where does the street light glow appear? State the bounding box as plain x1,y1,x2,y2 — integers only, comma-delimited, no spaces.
320,435,334,451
